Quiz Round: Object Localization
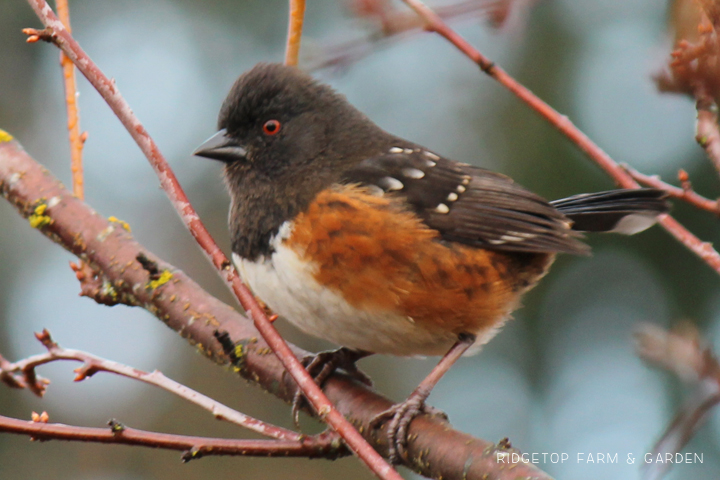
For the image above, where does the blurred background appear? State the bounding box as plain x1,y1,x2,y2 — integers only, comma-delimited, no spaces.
1,0,719,478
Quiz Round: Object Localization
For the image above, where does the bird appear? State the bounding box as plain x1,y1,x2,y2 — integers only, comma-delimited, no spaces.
194,62,669,463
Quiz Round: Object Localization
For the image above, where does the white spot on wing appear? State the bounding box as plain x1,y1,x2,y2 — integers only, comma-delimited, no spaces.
457,185,466,193
489,232,537,244
423,151,440,161
389,147,403,154
402,168,425,179
435,203,450,214
447,192,458,202
379,177,404,191
366,185,384,197
499,234,525,242
507,231,536,239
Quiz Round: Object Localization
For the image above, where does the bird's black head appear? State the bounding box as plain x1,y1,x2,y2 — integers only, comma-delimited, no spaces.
194,63,388,180
193,63,395,260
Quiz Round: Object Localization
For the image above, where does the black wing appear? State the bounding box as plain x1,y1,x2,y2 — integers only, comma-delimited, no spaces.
341,146,589,255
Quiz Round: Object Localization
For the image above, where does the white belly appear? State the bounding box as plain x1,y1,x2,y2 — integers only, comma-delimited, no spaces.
232,223,499,356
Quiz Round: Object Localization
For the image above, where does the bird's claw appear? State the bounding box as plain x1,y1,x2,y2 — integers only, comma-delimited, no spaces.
369,398,448,464
291,347,372,428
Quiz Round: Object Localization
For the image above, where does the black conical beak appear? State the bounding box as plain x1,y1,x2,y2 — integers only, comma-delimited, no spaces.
193,129,247,162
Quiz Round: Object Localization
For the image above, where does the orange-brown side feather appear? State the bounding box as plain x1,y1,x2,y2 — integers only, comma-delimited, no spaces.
285,185,555,336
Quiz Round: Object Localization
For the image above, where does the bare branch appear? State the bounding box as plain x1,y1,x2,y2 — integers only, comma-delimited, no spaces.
0,413,345,460
621,165,720,215
0,329,301,441
309,0,508,71
695,87,720,178
285,0,306,66
54,0,86,199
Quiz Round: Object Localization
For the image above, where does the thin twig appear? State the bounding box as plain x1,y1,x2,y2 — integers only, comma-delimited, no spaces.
399,0,720,276
284,0,306,66
309,0,507,71
695,86,720,179
621,164,720,215
22,3,400,477
0,413,344,460
0,329,301,442
54,0,85,199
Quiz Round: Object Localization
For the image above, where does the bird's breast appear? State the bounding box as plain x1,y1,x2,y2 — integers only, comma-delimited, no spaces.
233,185,555,356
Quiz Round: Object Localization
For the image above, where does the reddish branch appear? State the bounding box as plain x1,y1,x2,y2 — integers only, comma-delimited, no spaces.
23,2,398,478
310,0,511,71
285,0,306,66
0,413,343,460
0,329,301,442
0,137,553,480
695,87,720,177
622,165,720,215
399,0,720,276
54,0,85,199
350,0,513,34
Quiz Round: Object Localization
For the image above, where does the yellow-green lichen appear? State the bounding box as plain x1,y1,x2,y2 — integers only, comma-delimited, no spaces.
101,279,119,302
108,216,131,232
233,344,244,360
0,129,13,143
28,203,52,229
148,270,172,289
227,341,248,372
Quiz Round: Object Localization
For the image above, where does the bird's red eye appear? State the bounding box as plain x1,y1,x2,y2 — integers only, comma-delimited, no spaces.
263,120,281,135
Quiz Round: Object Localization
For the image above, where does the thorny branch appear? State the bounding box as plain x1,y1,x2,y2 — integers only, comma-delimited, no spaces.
23,1,400,478
0,137,554,480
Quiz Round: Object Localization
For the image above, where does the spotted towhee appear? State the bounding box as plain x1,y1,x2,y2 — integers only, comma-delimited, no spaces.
194,63,669,462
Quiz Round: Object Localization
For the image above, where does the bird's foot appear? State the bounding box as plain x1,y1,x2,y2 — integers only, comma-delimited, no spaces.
369,396,448,464
292,347,372,427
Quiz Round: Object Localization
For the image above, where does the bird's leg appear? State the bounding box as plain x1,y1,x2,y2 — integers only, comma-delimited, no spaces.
291,347,373,427
370,333,476,464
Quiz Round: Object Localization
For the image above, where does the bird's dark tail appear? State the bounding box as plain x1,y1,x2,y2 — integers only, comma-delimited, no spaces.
551,188,669,235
